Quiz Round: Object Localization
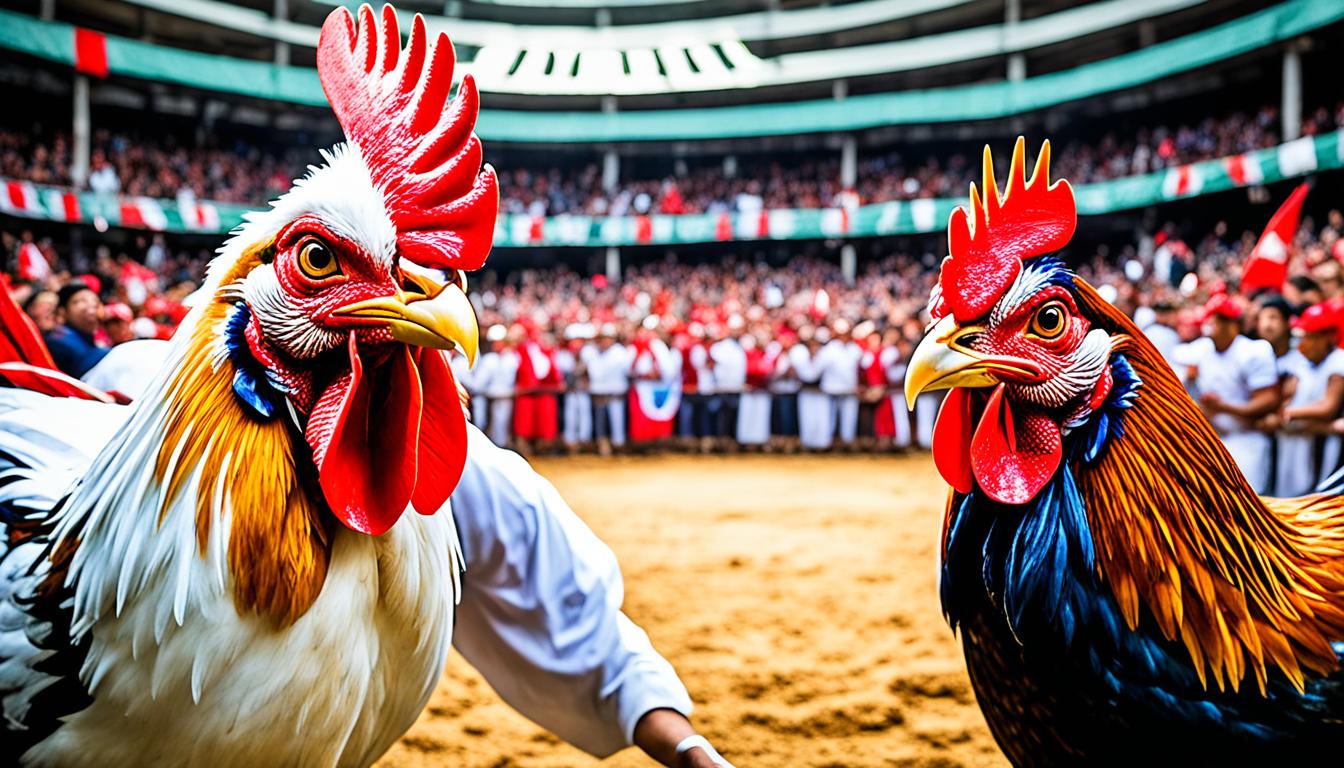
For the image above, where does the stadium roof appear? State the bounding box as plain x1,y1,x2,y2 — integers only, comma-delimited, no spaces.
113,0,1202,96
1,0,1336,141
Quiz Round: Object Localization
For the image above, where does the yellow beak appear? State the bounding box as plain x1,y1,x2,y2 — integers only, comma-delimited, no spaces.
904,314,1030,410
332,271,480,366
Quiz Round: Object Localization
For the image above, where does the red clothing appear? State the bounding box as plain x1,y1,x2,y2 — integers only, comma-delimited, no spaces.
513,340,560,441
864,347,896,438
745,346,776,390
680,345,699,393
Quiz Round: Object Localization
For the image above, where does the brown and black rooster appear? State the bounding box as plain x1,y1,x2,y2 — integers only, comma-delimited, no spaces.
904,138,1344,764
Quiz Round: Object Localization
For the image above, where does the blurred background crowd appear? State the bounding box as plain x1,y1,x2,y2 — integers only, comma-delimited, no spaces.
4,101,1342,216
10,200,1344,498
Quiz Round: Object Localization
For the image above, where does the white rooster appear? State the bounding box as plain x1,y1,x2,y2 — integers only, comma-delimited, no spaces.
0,5,499,765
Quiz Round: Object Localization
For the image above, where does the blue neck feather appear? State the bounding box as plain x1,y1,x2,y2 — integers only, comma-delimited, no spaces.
224,302,287,420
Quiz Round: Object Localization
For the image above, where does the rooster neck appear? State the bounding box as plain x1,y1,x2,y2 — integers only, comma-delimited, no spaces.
156,243,333,627
1069,282,1344,694
55,239,333,633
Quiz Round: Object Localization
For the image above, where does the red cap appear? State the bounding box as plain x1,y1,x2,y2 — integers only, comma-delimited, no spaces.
1295,302,1340,333
104,302,133,323
1200,294,1243,322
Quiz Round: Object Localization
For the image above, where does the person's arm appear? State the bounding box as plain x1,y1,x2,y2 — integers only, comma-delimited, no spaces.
448,426,729,764
1285,375,1344,421
1209,384,1279,420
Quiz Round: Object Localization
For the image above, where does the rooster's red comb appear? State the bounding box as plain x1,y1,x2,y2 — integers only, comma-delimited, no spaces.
936,138,1076,322
318,4,499,271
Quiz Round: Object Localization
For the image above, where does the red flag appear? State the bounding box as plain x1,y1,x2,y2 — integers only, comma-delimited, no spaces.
634,215,653,243
1242,183,1309,292
74,29,109,78
714,213,732,241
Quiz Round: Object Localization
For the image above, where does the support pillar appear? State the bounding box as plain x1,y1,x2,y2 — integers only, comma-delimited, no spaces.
840,136,857,190
72,75,90,188
40,0,55,21
840,243,856,286
1005,0,1025,81
1283,40,1303,141
605,246,621,281
274,0,290,65
603,150,620,193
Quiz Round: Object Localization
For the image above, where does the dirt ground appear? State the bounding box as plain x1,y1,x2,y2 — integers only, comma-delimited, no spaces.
379,452,1005,768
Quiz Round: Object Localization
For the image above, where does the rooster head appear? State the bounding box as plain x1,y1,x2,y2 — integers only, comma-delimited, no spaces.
205,4,497,536
904,138,1118,506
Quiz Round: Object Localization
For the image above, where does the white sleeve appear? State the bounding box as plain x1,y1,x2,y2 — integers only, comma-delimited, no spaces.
1243,340,1279,391
449,426,694,757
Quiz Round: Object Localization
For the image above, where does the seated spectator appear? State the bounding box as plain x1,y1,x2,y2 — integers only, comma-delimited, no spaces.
22,289,58,334
103,302,137,345
45,281,108,377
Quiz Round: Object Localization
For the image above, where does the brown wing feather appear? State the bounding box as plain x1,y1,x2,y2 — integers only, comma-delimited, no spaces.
1074,280,1344,694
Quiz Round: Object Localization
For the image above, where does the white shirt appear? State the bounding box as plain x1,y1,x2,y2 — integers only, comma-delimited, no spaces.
1187,335,1278,435
816,339,863,395
788,344,820,386
479,348,520,398
554,347,578,385
582,343,633,396
708,338,747,392
451,426,693,757
88,164,120,195
880,346,905,386
769,342,800,394
1141,322,1182,374
1282,348,1344,411
449,349,476,394
688,344,716,395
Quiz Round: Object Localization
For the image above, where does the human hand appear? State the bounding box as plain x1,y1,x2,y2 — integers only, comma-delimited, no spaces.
675,736,734,768
1199,392,1223,413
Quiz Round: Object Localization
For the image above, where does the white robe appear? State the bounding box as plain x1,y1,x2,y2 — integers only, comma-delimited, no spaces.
790,345,831,449
480,349,520,447
1187,335,1278,494
582,344,632,446
1276,348,1344,496
816,340,862,445
555,348,592,445
736,391,771,445
916,391,942,449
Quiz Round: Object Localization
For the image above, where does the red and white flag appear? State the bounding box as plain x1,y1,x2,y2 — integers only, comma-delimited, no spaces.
16,242,50,281
1242,182,1309,292
628,341,679,442
1162,165,1204,198
1224,153,1263,187
119,197,168,231
2,181,42,216
180,199,220,231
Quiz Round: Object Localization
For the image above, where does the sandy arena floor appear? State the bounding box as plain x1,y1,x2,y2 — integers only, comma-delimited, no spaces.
378,451,1006,768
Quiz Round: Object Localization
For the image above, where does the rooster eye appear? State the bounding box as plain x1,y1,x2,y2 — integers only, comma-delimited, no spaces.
1029,302,1068,340
297,239,340,280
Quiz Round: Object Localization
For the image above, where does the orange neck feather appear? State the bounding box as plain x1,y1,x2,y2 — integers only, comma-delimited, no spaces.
1073,281,1344,694
153,241,332,627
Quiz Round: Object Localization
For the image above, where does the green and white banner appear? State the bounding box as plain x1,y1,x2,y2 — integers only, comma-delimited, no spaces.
3,130,1342,247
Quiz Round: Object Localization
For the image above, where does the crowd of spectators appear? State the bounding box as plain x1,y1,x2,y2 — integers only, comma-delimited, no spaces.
10,204,1344,495
4,101,1340,216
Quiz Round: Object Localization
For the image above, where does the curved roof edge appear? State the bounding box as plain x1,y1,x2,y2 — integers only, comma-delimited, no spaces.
0,0,1334,142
